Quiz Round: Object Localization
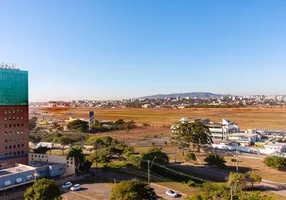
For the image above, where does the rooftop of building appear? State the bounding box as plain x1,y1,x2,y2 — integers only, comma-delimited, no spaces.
29,161,65,168
229,133,258,137
0,164,34,177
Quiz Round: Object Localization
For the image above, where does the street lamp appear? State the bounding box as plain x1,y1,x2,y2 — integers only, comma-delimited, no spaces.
147,157,157,187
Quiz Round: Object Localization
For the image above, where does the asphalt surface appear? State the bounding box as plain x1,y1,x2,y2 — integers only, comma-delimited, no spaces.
61,182,186,200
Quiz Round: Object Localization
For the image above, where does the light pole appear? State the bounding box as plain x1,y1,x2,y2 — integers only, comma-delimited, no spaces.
147,157,157,187
235,150,239,172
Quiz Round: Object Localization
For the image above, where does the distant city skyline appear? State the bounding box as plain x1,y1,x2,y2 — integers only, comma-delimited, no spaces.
1,0,285,101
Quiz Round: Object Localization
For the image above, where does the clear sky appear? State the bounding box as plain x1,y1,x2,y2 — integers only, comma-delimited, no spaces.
0,0,285,101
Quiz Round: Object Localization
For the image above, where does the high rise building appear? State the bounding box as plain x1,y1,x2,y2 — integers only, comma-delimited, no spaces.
0,63,29,166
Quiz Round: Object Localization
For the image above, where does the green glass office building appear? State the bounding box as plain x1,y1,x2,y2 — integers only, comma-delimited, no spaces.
0,67,29,165
0,69,28,106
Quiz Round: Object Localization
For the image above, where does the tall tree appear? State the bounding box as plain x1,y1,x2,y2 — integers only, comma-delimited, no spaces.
24,178,61,200
172,121,212,152
67,146,85,174
228,172,246,195
58,136,72,155
141,148,169,169
246,172,262,188
67,119,89,132
109,180,156,200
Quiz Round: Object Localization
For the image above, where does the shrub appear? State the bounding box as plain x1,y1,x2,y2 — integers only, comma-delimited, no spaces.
185,152,197,162
263,156,286,170
204,153,226,168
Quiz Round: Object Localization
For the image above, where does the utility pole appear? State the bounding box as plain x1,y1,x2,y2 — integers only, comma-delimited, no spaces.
235,150,239,172
147,160,150,187
230,186,233,200
147,157,157,187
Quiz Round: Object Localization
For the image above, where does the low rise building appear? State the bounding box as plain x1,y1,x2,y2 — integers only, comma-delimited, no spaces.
228,133,258,147
29,153,75,177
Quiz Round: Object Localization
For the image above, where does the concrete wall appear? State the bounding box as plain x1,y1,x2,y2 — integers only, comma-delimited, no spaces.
29,153,75,176
0,169,34,189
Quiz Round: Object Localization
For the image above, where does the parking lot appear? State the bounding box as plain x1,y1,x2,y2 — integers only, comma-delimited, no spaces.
61,182,186,200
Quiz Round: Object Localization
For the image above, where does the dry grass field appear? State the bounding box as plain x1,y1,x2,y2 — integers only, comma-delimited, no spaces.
33,107,286,130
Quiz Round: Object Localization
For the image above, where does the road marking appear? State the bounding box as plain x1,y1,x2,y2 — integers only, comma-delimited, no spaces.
70,191,97,200
61,188,98,200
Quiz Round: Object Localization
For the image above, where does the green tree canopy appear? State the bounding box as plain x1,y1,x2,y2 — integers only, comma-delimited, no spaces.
141,148,169,169
67,146,85,174
29,117,38,131
67,119,89,132
109,180,156,200
172,121,212,152
204,153,226,168
246,172,262,188
228,172,247,194
263,156,286,170
24,178,61,200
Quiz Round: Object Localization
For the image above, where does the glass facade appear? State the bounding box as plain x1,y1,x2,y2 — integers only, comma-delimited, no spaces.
0,69,28,106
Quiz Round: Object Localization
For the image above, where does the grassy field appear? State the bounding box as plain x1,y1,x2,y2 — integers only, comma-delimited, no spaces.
33,107,286,130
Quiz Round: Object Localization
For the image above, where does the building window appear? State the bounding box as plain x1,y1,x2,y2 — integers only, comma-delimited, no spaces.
12,110,15,113
13,145,16,148
5,139,7,142
5,124,7,128
22,151,24,154
22,144,24,147
5,110,7,114
31,154,33,157
21,124,24,127
5,146,7,149
18,151,20,155
13,152,16,155
18,144,20,148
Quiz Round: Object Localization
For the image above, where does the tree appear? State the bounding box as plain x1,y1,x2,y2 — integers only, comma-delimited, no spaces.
109,180,156,200
67,146,85,174
238,192,275,200
24,178,61,200
172,121,212,152
33,147,49,154
67,119,89,132
58,136,72,155
263,156,286,170
185,152,197,162
204,153,226,168
141,148,169,169
29,117,38,131
29,134,42,145
228,172,246,194
246,172,262,188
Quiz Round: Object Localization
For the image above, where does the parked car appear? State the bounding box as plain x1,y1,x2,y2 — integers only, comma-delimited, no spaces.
166,190,178,198
70,184,81,191
61,182,72,189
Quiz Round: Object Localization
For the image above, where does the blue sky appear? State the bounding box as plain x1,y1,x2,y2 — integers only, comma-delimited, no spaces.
0,0,285,101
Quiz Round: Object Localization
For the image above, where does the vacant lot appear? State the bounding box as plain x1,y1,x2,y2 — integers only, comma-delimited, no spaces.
33,107,286,130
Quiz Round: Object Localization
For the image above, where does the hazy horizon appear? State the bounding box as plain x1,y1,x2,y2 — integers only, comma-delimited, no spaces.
1,0,285,101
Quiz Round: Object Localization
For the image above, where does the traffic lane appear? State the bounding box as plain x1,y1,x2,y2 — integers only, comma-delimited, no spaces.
151,183,186,200
61,183,111,200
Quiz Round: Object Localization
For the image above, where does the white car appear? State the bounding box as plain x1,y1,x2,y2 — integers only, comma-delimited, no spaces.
70,184,81,191
61,182,72,189
166,190,178,198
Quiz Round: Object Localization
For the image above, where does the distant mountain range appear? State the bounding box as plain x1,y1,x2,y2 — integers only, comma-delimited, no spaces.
136,92,230,99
